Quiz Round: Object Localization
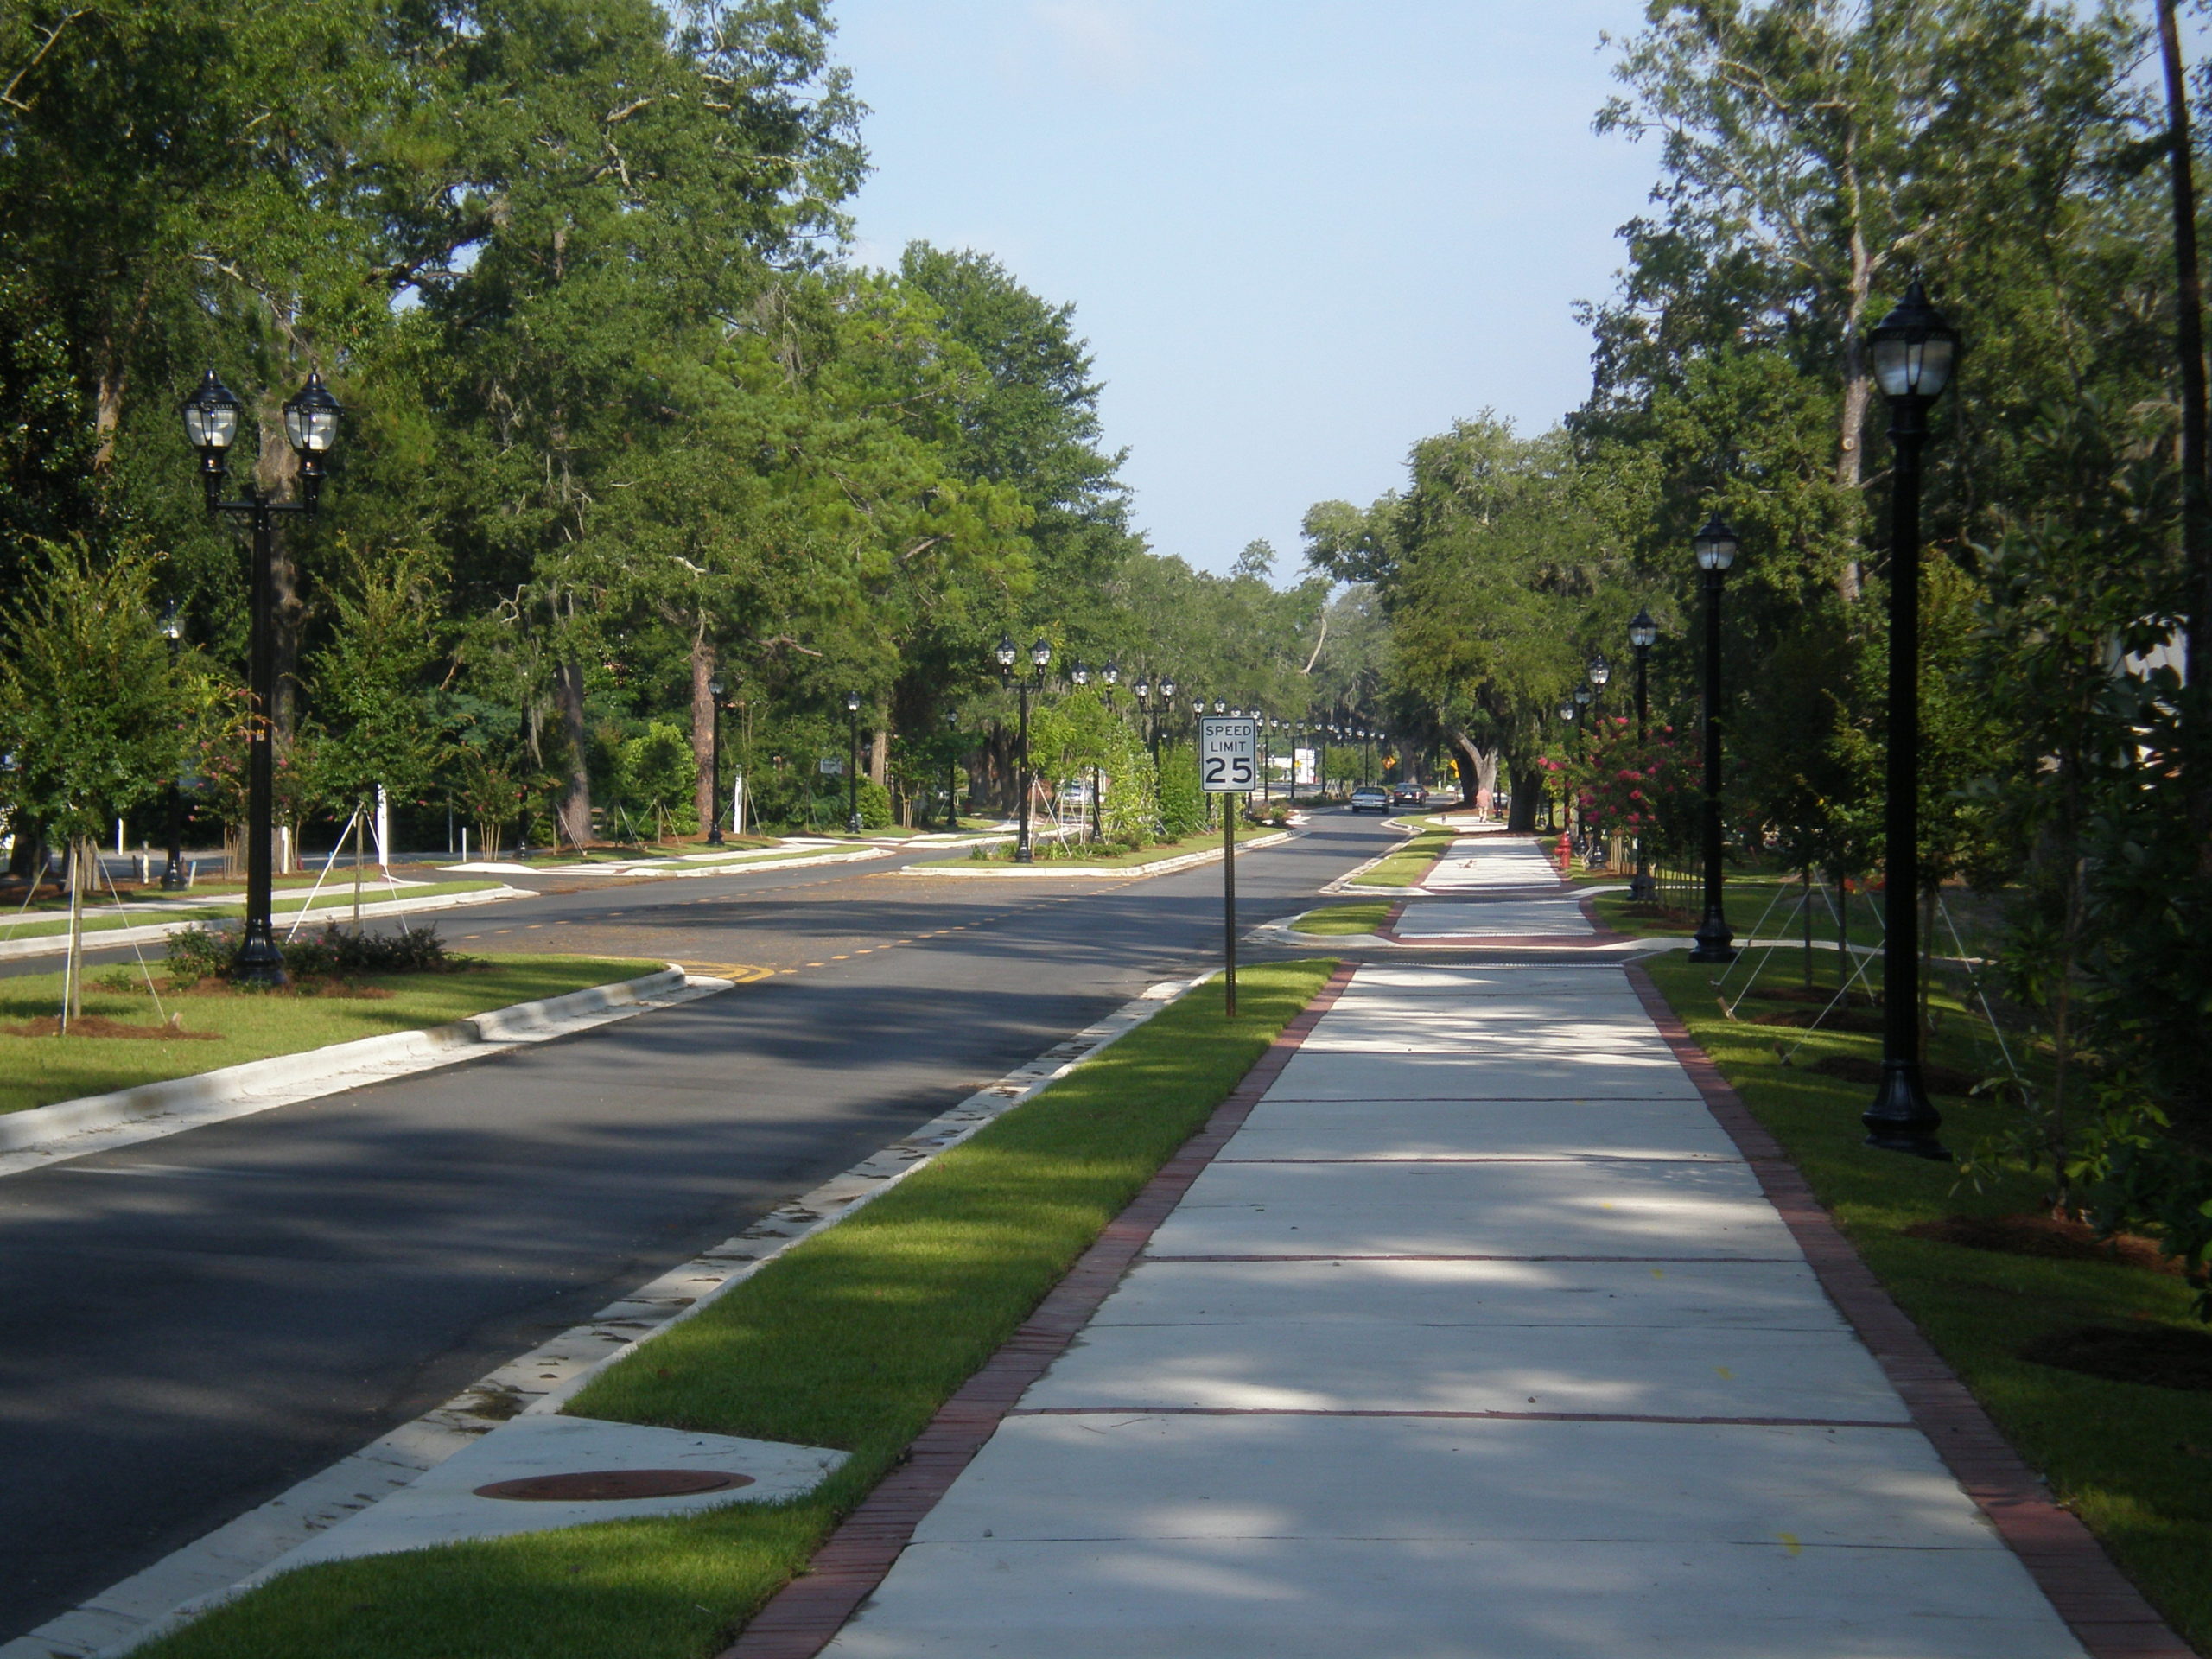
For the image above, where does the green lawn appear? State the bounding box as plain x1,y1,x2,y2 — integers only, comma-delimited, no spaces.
1590,872,1893,950
1290,900,1393,936
0,955,663,1115
130,959,1341,1659
1355,824,1457,887
933,820,1274,870
1640,949,2212,1649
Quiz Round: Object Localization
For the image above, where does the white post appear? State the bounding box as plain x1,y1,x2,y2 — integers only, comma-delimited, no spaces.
116,818,125,856
375,785,391,874
461,825,469,862
731,771,745,840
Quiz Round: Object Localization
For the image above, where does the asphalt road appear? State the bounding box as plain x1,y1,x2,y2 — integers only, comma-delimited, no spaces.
0,810,1402,1641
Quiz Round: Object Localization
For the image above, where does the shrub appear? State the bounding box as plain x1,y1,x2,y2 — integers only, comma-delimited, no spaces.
163,924,236,987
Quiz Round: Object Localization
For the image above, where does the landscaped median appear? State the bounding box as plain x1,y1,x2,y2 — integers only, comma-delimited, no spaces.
130,958,1341,1659
1634,950,2212,1649
0,954,666,1117
908,820,1287,875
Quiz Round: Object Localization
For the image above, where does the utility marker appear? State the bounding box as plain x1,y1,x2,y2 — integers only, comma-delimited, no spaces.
1199,714,1257,1014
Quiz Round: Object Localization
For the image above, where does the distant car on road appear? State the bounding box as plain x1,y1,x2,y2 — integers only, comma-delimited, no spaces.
1349,785,1390,813
1391,784,1428,808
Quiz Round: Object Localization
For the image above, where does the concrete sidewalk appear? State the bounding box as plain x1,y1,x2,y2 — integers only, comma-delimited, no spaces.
762,839,2156,1658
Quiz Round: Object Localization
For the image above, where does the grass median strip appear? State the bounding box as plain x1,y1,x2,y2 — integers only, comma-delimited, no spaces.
0,955,662,1116
1356,823,1455,887
133,957,1339,1659
1637,950,2212,1649
1290,900,1392,936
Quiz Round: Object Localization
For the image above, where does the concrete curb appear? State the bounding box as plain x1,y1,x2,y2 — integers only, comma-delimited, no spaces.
902,830,1291,878
29,967,1226,1659
0,966,713,1175
0,885,530,963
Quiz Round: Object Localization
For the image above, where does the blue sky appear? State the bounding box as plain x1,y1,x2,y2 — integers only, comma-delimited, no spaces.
832,1,1660,577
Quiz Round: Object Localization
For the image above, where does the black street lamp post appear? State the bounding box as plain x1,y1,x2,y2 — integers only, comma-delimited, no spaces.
1072,664,1103,840
1862,282,1961,1160
944,709,961,830
181,367,340,984
707,677,727,845
160,607,188,890
1688,513,1739,963
1555,700,1578,831
998,635,1052,861
843,690,863,834
1628,608,1659,902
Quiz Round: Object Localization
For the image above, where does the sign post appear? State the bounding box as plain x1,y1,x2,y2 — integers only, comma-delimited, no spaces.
1200,715,1258,1014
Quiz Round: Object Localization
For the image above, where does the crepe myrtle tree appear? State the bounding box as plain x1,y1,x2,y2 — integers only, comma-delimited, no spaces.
0,539,224,1020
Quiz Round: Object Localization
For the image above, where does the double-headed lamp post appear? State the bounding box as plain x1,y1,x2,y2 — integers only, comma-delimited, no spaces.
997,634,1052,861
843,690,863,834
1628,608,1660,902
1863,281,1961,1161
944,709,962,830
1688,513,1740,964
181,367,341,984
706,677,727,845
1586,654,1611,858
1555,700,1579,831
1072,664,1103,840
160,607,189,890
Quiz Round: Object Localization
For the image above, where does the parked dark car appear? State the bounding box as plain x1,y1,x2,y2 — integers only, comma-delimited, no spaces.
1349,786,1390,813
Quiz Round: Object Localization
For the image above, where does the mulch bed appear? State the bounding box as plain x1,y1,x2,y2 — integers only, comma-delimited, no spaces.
1,1014,223,1041
1906,1212,2183,1275
2018,1324,2212,1392
1808,1052,1984,1096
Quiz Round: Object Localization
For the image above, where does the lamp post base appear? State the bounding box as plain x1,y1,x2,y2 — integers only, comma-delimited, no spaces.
1687,906,1737,963
1862,1062,1949,1160
846,814,863,836
161,862,188,892
1014,846,1033,864
1629,867,1656,904
230,928,289,988
706,827,723,847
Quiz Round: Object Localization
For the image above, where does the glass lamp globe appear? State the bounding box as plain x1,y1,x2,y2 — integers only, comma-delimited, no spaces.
1693,514,1739,572
1869,280,1961,401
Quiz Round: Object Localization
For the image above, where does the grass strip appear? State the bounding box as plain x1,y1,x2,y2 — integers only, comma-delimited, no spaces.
1290,900,1392,936
1638,950,2212,1649
1356,824,1456,887
0,955,662,1115
132,958,1339,1659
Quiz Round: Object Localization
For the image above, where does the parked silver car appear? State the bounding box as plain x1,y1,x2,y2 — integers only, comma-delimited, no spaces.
1349,785,1390,813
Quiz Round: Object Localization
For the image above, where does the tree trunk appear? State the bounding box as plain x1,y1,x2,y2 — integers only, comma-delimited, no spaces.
1834,128,1872,606
2158,0,2212,874
63,838,85,1026
690,635,717,834
554,659,592,849
1506,766,1544,832
1441,728,1485,810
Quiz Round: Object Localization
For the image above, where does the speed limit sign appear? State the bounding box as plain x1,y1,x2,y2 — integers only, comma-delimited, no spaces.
1199,715,1257,792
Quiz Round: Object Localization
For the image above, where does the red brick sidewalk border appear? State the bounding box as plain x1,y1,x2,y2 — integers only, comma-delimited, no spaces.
719,962,1362,1659
1626,961,2198,1659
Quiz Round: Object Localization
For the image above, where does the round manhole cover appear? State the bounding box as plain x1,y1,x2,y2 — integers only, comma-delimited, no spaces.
473,1469,756,1502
